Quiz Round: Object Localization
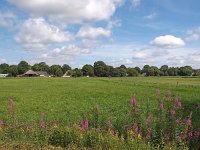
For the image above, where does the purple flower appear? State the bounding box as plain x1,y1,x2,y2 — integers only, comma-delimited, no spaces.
40,112,45,129
129,97,137,107
9,98,15,117
84,116,88,130
146,127,152,139
167,90,172,99
156,88,160,99
176,118,180,124
193,128,200,138
160,103,164,111
186,111,192,126
23,122,30,130
133,123,138,134
0,120,3,128
175,96,182,108
176,135,181,141
145,114,154,125
188,131,193,140
170,109,176,116
107,114,111,130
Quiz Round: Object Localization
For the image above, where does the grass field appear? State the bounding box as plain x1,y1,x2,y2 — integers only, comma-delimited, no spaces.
0,77,200,128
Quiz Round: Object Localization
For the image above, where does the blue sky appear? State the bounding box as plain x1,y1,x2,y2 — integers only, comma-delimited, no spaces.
0,0,200,68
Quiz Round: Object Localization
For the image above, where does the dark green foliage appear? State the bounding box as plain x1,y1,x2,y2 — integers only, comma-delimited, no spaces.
82,64,94,77
50,65,63,77
94,61,109,77
17,61,30,74
127,68,138,76
62,64,71,73
0,63,9,74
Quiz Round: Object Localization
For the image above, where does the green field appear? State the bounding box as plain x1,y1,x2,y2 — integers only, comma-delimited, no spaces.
0,77,200,128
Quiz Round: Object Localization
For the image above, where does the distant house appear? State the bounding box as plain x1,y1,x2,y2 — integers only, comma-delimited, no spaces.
62,71,71,78
18,70,49,77
0,74,8,78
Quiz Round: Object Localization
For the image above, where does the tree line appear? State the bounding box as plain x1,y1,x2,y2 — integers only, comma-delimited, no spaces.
0,60,200,77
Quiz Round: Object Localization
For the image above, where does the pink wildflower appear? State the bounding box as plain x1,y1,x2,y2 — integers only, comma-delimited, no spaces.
107,114,111,130
133,123,139,134
9,98,15,118
170,109,176,116
23,122,30,130
186,111,192,126
0,120,3,128
84,116,88,130
129,97,137,107
146,127,152,139
188,131,193,140
175,96,182,108
156,88,160,99
160,103,164,111
167,90,172,100
145,114,154,125
40,112,45,129
176,118,180,124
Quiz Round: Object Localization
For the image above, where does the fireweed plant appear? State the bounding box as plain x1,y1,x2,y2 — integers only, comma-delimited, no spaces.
0,90,199,149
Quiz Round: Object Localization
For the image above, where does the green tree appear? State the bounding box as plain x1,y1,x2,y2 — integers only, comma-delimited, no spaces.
82,64,94,77
18,61,30,74
94,61,109,77
179,66,193,76
50,65,63,77
8,65,18,77
141,65,150,74
110,67,121,77
119,68,127,77
62,64,71,73
134,67,141,74
160,65,168,76
72,68,83,77
0,63,9,74
127,68,138,76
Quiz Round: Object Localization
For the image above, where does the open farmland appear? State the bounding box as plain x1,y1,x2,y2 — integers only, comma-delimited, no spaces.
0,77,199,127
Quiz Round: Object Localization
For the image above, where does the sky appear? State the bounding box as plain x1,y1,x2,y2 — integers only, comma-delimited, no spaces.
0,0,200,68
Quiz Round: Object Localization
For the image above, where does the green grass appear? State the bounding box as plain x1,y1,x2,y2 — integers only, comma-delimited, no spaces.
0,77,200,127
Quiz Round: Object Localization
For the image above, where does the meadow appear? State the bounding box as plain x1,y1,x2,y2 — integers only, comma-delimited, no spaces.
0,77,200,149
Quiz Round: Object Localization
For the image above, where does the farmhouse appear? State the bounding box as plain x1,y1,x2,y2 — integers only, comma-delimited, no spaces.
0,74,8,77
18,70,49,77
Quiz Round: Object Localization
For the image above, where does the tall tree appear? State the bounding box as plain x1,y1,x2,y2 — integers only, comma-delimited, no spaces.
0,63,9,74
18,61,30,74
82,64,94,77
8,65,18,77
50,65,63,77
127,68,138,77
94,61,109,77
62,64,71,73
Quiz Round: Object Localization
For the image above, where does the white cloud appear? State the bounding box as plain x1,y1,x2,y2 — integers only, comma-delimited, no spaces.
15,17,72,50
0,59,7,64
41,45,90,59
131,0,140,7
144,12,157,20
77,26,111,39
0,11,17,28
107,58,133,67
185,27,200,41
8,0,124,24
150,35,185,48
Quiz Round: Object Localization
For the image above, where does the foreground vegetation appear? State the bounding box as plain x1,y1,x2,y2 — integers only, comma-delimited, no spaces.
0,77,200,149
0,92,199,149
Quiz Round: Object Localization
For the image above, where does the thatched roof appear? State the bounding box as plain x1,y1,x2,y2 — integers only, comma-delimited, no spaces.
24,70,38,75
35,71,49,77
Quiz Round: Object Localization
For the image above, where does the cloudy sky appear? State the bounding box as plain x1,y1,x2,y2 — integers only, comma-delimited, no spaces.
0,0,200,68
